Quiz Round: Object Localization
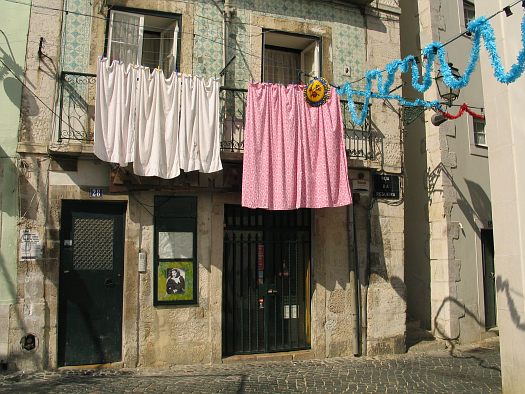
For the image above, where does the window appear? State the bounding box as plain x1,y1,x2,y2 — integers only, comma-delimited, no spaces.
474,118,486,146
107,9,181,76
262,31,320,85
463,1,475,27
154,196,198,305
468,115,488,156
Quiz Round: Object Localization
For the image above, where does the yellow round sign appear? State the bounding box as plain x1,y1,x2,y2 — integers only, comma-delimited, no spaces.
304,77,331,107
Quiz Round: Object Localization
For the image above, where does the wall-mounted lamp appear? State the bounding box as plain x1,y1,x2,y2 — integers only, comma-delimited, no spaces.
431,113,448,126
435,63,461,107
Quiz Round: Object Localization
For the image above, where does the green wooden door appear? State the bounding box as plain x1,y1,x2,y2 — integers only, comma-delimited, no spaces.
58,201,126,366
481,229,496,329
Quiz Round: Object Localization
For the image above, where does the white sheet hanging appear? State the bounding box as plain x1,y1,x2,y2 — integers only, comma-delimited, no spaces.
133,69,181,179
95,58,222,178
179,75,222,174
94,58,136,166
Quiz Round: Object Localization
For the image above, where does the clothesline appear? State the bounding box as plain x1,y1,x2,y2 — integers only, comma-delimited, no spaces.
95,58,222,179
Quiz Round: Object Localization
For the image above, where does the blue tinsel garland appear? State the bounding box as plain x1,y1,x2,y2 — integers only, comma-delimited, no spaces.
337,13,525,126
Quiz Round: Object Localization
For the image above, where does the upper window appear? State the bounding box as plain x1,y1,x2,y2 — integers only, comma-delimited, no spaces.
262,31,320,85
107,9,181,76
463,1,475,27
473,118,486,146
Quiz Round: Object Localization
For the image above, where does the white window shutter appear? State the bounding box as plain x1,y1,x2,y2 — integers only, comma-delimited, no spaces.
107,10,144,66
161,21,179,76
301,41,320,83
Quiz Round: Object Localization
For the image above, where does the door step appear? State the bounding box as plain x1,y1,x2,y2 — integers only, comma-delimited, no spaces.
222,349,314,364
58,362,123,370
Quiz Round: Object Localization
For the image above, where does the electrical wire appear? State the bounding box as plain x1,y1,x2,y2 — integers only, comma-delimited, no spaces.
1,0,362,79
348,0,524,84
0,57,86,138
3,0,396,34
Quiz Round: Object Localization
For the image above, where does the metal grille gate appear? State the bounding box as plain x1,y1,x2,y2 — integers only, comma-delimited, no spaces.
223,205,311,356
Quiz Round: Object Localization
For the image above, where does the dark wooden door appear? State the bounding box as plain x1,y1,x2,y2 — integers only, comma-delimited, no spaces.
223,206,311,356
58,201,126,366
481,229,496,329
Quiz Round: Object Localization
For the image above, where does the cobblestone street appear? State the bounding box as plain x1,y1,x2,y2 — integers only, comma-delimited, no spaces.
0,338,500,393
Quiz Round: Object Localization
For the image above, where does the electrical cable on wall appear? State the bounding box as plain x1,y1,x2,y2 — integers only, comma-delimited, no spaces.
337,1,525,126
1,0,367,85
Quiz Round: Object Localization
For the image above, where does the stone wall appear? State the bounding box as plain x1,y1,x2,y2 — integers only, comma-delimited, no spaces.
401,0,494,345
12,0,405,369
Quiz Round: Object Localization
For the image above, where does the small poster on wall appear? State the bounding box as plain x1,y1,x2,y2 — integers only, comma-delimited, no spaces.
19,229,43,260
156,261,196,304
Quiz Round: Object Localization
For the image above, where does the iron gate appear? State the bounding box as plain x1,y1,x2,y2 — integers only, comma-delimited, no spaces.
223,205,311,356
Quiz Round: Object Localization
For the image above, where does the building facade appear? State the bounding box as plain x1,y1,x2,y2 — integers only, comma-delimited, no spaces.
400,0,496,345
7,0,406,370
477,1,525,392
0,0,31,369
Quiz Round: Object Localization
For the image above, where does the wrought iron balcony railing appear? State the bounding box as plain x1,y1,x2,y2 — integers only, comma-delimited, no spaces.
220,87,376,160
57,73,377,161
57,71,97,142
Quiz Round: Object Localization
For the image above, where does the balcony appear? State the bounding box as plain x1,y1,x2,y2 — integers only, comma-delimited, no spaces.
220,87,377,161
56,72,378,161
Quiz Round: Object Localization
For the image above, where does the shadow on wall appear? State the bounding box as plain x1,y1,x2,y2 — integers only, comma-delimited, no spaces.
0,30,39,138
427,163,491,232
433,296,501,372
0,146,17,218
0,247,45,371
4,156,53,370
496,276,525,331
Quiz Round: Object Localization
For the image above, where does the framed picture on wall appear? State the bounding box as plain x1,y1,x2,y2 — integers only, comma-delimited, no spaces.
156,260,196,304
154,196,198,306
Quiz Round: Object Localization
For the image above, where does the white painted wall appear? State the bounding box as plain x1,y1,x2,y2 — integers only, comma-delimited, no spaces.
477,2,525,392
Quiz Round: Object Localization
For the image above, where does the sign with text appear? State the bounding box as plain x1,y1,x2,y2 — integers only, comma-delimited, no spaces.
90,188,104,198
20,229,43,260
373,174,400,199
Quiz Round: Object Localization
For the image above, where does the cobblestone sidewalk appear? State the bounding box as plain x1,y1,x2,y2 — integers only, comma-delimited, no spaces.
0,337,501,393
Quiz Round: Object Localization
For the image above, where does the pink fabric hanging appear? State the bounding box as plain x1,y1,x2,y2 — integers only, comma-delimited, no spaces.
242,83,352,210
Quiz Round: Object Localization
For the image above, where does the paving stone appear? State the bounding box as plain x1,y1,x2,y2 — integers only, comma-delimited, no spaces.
0,338,501,393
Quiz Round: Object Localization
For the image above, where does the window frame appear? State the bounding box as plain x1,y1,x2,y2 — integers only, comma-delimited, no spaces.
463,0,476,28
468,115,488,157
153,196,198,306
473,117,487,147
105,6,182,73
261,30,322,84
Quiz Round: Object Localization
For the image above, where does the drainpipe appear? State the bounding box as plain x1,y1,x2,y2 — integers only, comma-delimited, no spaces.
223,0,234,86
348,197,361,356
361,200,372,355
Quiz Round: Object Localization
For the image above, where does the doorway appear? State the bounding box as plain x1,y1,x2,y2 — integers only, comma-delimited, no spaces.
481,229,496,329
58,200,126,366
222,205,311,356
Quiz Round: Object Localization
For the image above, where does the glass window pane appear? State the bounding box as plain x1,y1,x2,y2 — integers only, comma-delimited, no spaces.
142,31,161,70
264,48,300,85
109,11,142,65
474,120,486,145
475,133,486,145
158,232,193,259
464,1,475,26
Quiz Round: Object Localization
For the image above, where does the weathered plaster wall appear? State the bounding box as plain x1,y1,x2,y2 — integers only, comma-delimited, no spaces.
12,0,405,369
0,0,31,365
406,0,493,345
478,1,525,392
399,0,432,330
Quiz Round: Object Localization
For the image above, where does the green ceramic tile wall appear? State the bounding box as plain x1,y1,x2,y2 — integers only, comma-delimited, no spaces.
60,0,366,87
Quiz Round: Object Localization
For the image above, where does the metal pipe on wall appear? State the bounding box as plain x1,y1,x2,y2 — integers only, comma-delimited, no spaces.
361,198,372,356
222,0,233,85
348,197,362,356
